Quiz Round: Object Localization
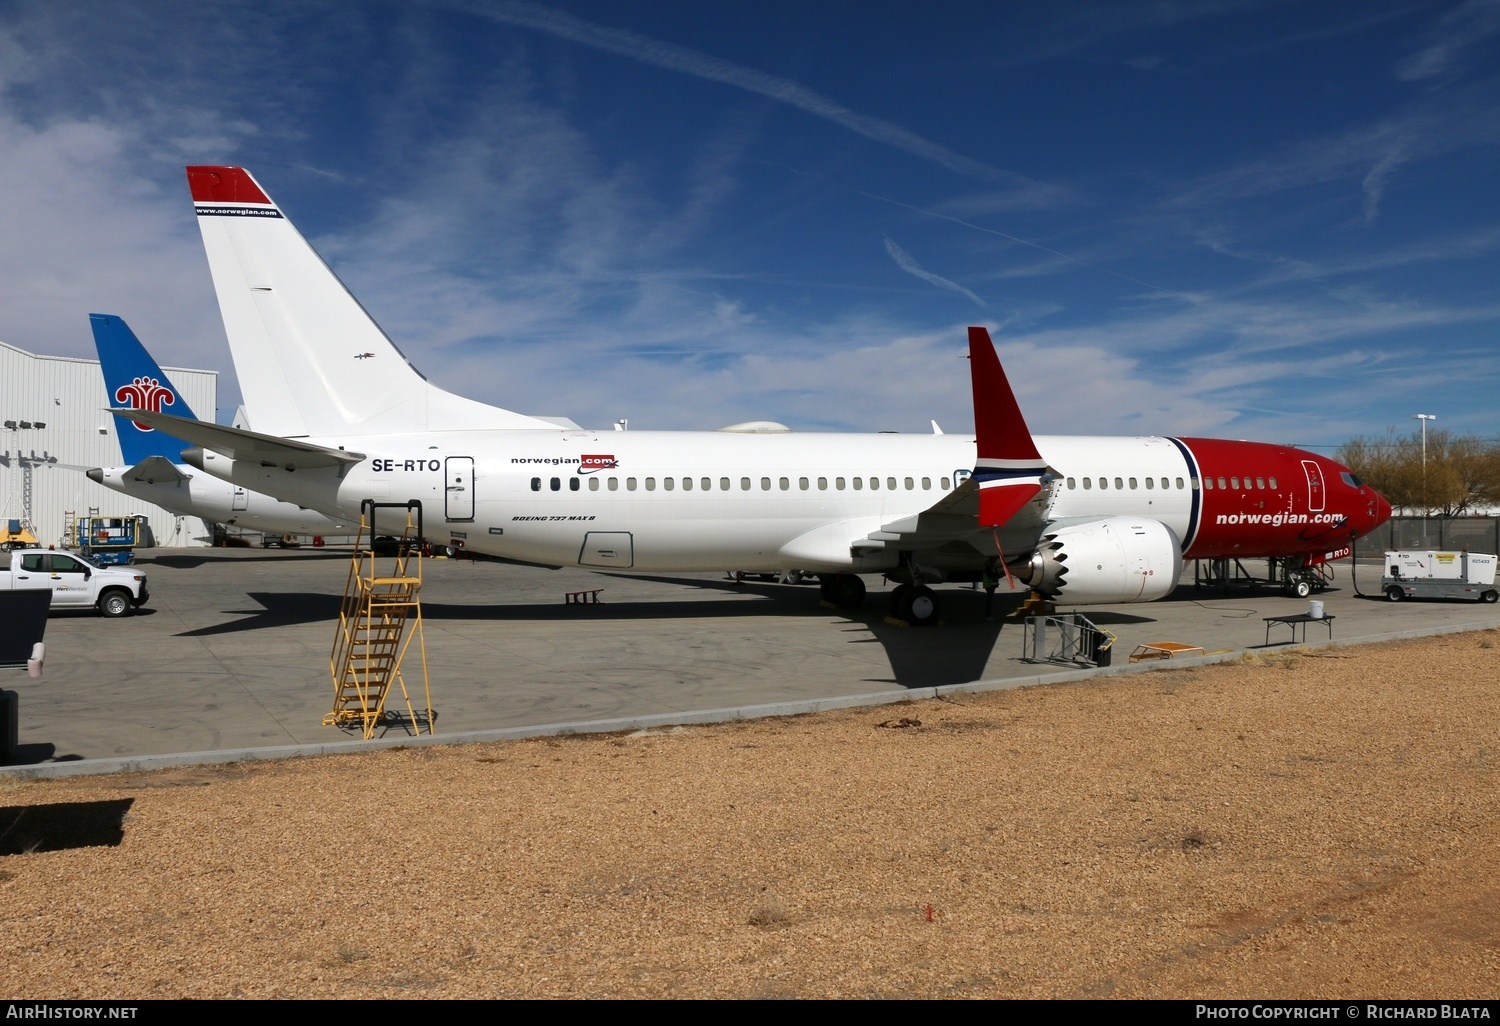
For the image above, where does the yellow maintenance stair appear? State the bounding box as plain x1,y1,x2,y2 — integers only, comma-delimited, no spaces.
326,501,433,738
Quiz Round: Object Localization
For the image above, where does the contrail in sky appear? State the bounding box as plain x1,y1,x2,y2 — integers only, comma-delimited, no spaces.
883,237,985,307
453,0,1023,184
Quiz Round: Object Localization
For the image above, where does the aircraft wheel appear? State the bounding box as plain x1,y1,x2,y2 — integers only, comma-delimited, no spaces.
834,574,866,609
1385,585,1405,602
1482,590,1499,604
888,584,911,618
1290,578,1312,598
903,585,940,626
819,576,838,603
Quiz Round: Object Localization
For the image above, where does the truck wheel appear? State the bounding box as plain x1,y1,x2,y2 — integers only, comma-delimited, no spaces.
1482,590,1499,604
98,589,132,618
1385,586,1405,602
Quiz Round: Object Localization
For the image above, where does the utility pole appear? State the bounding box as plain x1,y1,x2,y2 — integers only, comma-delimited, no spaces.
1413,413,1435,545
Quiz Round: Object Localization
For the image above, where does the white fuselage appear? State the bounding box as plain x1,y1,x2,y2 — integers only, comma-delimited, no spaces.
90,464,355,537
189,428,1221,572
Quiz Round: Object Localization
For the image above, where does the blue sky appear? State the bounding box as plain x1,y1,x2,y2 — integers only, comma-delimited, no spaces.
1,1,1497,451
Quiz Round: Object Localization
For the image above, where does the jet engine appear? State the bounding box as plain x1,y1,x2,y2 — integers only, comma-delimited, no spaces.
1018,517,1182,603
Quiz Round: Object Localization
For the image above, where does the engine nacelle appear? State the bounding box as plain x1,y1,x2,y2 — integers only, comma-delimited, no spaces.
1020,517,1182,603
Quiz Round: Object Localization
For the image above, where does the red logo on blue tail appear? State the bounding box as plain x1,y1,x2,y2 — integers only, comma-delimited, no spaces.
115,376,176,431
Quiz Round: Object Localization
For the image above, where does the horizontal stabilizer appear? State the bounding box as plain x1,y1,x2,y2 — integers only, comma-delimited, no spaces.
106,408,365,470
968,326,1048,528
124,456,189,484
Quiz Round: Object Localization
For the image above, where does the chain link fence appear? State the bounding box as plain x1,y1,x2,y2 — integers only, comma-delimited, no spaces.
1354,516,1500,557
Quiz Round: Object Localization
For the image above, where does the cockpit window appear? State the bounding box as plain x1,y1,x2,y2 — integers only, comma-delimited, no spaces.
1341,472,1363,488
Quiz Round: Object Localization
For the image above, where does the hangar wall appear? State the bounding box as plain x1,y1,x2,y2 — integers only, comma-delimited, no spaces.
0,340,218,549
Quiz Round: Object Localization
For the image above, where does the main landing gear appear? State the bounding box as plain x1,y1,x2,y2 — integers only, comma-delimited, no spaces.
887,583,940,626
819,573,866,609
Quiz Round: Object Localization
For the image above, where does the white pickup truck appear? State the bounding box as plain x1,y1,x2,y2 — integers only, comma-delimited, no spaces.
0,548,149,616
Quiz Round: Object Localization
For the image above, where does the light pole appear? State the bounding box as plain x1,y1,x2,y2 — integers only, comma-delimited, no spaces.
1413,413,1435,544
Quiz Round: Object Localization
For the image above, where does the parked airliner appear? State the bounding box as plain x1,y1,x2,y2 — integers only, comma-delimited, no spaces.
87,313,355,540
111,166,1390,624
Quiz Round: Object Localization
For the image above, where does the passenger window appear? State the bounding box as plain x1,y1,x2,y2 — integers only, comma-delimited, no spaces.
941,477,951,490
870,477,879,491
627,477,638,491
21,554,45,572
681,477,692,491
1082,478,1091,490
720,478,730,491
1256,477,1265,490
888,477,897,490
818,477,828,490
1161,478,1169,490
646,477,656,491
1218,477,1227,490
1129,477,1137,489
1203,477,1213,490
702,477,712,491
662,478,673,491
54,557,84,574
1178,478,1186,489
1114,477,1123,489
1145,477,1153,490
569,478,580,491
1099,478,1108,490
1231,477,1240,490
904,478,913,490
922,477,931,489
853,478,863,490
740,477,751,491
588,477,599,491
799,477,809,490
779,477,789,490
531,477,541,492
608,477,619,491
836,477,846,490
760,477,771,491
1067,477,1077,489
550,477,560,492
1269,476,1277,489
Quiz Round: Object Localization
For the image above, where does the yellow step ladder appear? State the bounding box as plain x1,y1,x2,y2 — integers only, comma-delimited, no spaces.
326,501,433,738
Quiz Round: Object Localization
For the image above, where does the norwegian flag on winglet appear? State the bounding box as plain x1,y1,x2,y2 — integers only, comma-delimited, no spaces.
968,326,1048,528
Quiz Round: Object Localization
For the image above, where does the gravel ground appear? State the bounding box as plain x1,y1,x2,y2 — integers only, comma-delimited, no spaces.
2,631,1497,999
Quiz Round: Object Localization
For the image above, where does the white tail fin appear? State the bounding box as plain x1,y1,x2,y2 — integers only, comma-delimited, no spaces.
186,166,554,438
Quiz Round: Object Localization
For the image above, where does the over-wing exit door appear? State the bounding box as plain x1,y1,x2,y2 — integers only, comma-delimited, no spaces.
446,457,474,521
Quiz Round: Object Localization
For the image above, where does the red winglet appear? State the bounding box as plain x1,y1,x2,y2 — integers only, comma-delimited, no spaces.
969,326,1041,464
968,326,1047,528
186,166,273,205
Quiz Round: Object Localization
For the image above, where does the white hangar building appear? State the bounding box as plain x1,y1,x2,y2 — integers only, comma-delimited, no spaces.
0,340,217,549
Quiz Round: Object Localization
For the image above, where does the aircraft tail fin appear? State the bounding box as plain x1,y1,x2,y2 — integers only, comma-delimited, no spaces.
186,166,555,438
90,313,200,465
968,326,1047,528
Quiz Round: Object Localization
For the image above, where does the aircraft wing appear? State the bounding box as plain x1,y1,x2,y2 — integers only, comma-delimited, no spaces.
123,455,189,484
106,408,365,470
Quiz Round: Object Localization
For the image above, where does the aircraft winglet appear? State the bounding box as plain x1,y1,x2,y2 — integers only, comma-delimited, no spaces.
968,326,1047,528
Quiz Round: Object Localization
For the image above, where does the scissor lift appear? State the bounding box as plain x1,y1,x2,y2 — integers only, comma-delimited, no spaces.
326,500,434,738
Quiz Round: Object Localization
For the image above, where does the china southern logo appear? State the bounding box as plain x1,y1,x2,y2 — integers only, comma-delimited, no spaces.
114,375,176,431
579,454,618,474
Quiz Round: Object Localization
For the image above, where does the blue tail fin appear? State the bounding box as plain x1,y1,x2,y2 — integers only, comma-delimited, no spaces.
90,314,200,465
